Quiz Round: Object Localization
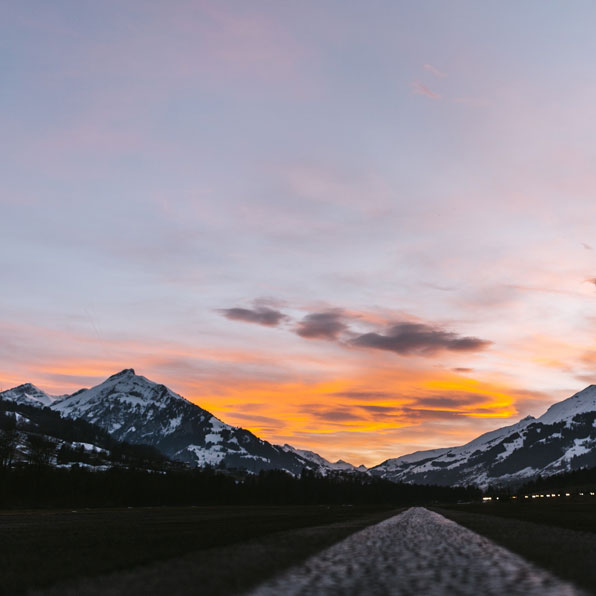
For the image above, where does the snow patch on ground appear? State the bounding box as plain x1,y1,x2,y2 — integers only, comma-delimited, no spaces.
185,444,226,466
72,442,107,453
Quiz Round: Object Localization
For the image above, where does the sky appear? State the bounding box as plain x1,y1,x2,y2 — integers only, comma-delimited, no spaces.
2,1,596,466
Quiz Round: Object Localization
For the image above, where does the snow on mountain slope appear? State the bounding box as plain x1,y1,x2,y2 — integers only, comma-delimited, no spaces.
49,369,316,474
52,369,186,429
0,383,65,407
7,370,596,487
282,444,368,475
537,385,596,425
372,386,596,488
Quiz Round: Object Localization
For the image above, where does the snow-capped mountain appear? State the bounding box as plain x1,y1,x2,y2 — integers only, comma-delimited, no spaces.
5,370,596,487
371,385,596,488
46,369,317,474
0,383,65,408
282,444,369,475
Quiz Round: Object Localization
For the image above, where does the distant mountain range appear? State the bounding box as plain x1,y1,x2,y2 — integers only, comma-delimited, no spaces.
1,369,362,476
2,369,596,487
371,385,596,487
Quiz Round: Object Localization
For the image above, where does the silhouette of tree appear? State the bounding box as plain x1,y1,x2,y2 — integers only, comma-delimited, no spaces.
26,434,55,467
0,414,17,469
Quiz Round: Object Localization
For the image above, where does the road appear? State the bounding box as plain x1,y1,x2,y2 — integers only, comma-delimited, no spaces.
247,507,583,596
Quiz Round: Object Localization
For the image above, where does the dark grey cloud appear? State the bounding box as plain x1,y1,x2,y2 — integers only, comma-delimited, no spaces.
412,393,492,409
351,321,490,356
219,306,287,327
358,405,400,415
398,408,465,421
227,412,285,427
296,310,348,339
303,405,361,422
332,391,397,401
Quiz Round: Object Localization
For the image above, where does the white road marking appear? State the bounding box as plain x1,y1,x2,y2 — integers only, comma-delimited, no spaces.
247,507,583,595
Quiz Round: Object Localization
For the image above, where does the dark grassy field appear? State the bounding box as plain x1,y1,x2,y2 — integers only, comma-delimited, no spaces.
437,502,596,595
0,505,398,595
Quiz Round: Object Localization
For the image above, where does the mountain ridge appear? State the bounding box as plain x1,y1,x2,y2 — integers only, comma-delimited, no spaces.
372,385,596,487
3,370,596,486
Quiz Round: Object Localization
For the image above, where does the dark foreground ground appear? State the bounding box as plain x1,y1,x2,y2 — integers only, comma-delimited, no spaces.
247,507,578,596
0,505,398,595
437,502,596,595
6,502,596,596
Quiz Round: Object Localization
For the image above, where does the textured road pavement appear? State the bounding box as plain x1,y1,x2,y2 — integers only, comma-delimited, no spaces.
247,507,583,596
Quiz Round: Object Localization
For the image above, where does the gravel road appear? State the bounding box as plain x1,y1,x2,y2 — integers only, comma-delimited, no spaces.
246,507,583,596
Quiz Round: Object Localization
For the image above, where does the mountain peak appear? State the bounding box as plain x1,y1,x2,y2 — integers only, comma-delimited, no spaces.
46,371,319,475
15,382,39,392
1,383,59,407
107,368,136,380
574,384,596,397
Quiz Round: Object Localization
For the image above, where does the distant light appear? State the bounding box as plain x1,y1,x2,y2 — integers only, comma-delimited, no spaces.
565,493,571,497
524,495,529,499
482,497,492,502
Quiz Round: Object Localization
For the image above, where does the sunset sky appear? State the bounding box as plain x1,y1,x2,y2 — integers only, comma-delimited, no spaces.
3,1,596,466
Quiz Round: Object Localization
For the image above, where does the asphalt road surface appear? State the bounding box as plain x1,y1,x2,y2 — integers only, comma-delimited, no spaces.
247,507,583,596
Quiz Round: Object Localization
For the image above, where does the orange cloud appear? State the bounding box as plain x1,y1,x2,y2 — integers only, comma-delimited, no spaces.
0,317,569,467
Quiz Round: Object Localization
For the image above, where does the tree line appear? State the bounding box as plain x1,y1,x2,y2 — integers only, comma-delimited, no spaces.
0,465,481,508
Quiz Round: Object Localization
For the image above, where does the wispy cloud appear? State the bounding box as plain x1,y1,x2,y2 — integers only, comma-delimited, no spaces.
411,81,440,99
452,97,490,107
423,63,447,78
331,390,398,401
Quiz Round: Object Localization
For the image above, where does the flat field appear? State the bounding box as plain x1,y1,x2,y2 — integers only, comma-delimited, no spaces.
0,505,398,595
437,502,596,595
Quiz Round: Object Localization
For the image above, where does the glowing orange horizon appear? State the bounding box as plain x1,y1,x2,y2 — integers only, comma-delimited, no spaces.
0,355,545,467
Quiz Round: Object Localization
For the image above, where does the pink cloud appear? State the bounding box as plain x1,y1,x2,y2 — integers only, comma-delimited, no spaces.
411,81,440,100
423,64,447,78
